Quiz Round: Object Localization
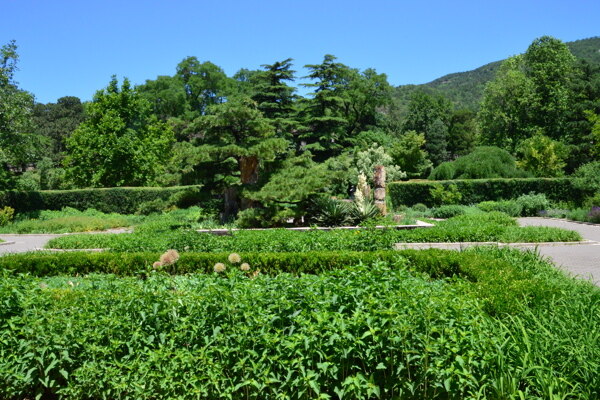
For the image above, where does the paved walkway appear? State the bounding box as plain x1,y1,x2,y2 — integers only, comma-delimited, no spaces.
0,234,61,254
0,228,131,254
516,218,600,285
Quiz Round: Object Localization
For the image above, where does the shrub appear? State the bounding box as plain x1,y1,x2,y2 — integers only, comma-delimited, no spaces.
431,205,469,218
411,203,428,213
135,199,169,215
515,193,550,217
429,146,529,180
311,197,351,227
573,161,600,194
588,207,600,223
476,200,523,217
430,183,462,206
0,206,15,226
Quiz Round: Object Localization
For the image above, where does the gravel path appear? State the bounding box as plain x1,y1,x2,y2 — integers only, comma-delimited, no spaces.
516,218,600,285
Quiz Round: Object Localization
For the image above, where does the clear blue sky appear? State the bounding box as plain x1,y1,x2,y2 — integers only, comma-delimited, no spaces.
2,0,599,104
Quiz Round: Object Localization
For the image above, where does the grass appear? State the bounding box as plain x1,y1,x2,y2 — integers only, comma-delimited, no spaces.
0,248,598,399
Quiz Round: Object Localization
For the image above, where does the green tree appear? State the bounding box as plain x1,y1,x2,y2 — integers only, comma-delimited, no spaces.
447,109,478,158
137,75,188,121
516,132,567,177
176,57,230,116
0,40,40,177
192,97,288,216
478,56,535,151
479,36,576,151
524,36,576,140
64,76,174,187
301,55,353,158
402,91,451,166
32,96,85,159
301,55,391,160
250,58,297,138
390,130,432,178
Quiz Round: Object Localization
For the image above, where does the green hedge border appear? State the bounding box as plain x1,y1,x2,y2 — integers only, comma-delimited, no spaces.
0,249,578,315
0,185,204,214
388,178,590,207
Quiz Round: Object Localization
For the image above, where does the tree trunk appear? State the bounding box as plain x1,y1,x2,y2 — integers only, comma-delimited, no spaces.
239,155,259,210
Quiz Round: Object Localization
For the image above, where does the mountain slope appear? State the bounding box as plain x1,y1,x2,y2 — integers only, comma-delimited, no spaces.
393,36,600,112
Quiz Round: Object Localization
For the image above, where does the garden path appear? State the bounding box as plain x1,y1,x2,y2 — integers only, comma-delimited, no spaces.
517,217,600,285
0,228,131,254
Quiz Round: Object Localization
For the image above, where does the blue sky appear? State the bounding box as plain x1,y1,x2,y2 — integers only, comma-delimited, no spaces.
2,0,599,103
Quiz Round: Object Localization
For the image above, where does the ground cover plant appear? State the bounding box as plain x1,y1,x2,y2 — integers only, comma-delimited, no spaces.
0,248,598,399
45,212,582,252
0,207,140,234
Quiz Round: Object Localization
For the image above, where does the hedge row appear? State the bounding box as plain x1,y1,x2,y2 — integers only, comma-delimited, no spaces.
0,249,582,315
388,177,590,207
0,185,205,213
0,250,408,276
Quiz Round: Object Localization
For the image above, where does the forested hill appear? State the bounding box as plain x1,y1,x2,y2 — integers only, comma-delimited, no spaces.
393,36,600,111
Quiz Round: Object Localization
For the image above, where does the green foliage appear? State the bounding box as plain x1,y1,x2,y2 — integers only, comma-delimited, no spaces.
388,177,589,207
573,161,600,194
516,132,568,176
0,206,14,226
389,130,432,178
301,55,392,159
476,200,523,217
0,185,205,214
32,96,86,159
64,76,174,187
429,146,527,180
0,249,598,398
14,170,40,191
47,212,580,253
515,193,550,217
175,57,231,115
402,91,452,166
431,205,471,219
0,207,138,234
429,183,462,206
479,36,576,151
310,197,351,227
354,144,405,182
0,40,43,175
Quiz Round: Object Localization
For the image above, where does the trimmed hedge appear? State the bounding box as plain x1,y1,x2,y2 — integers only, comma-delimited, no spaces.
389,178,590,207
0,250,407,276
0,249,585,315
0,185,205,214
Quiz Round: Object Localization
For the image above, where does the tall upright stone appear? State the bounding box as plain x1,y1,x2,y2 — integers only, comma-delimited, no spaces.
373,165,386,215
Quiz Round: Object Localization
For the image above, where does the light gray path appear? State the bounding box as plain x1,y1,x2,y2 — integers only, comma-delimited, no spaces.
517,218,600,285
0,234,60,254
0,228,131,254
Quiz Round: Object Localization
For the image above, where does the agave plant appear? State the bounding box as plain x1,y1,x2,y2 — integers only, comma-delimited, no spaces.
350,196,380,224
311,197,351,227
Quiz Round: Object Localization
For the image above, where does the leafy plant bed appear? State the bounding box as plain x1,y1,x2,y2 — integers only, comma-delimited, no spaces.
0,208,140,234
197,220,434,235
46,212,581,252
0,248,598,399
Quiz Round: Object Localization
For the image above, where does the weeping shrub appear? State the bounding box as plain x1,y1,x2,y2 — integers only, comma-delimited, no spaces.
429,146,529,180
